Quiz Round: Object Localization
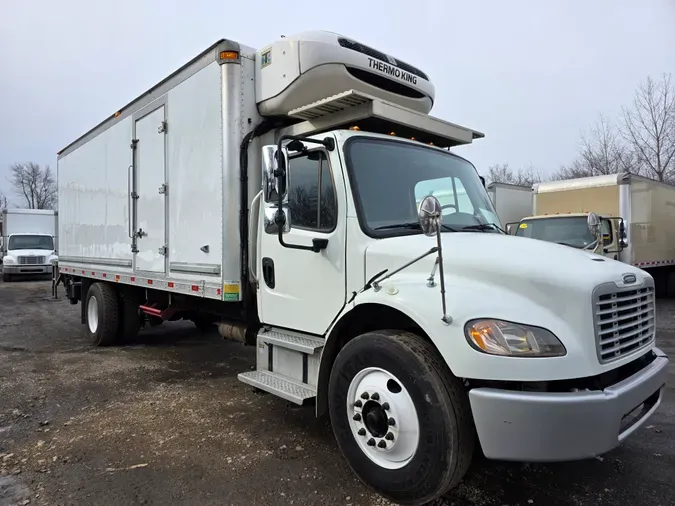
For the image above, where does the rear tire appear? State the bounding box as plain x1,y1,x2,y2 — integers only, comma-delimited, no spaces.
328,330,474,505
85,282,119,347
117,289,141,342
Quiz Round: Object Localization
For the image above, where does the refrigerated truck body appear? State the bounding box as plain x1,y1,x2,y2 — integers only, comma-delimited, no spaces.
55,32,669,505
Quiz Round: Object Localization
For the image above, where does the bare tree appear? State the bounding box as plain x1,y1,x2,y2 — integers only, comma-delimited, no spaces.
579,114,637,175
621,73,675,182
552,114,639,181
9,163,57,210
486,163,541,187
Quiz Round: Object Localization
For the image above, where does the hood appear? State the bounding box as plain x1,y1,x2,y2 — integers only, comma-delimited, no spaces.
365,232,647,294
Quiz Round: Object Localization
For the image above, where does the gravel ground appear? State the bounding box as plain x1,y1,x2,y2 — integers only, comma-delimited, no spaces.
0,278,673,506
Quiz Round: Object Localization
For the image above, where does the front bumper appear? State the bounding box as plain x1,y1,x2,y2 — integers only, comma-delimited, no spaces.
3,264,54,275
469,348,669,462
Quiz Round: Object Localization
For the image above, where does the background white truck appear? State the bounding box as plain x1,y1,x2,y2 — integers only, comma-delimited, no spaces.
1,208,58,281
55,31,669,505
486,182,532,233
516,173,675,297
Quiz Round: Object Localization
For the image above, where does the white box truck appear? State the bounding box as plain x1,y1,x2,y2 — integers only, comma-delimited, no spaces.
1,208,58,281
486,182,532,233
55,32,669,505
516,173,675,296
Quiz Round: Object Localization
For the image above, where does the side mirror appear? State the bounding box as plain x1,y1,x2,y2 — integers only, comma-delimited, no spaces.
262,145,289,203
587,212,601,241
263,206,291,235
505,222,517,235
418,195,443,236
619,219,628,248
479,175,486,188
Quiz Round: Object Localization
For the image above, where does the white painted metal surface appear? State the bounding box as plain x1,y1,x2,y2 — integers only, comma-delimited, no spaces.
256,31,434,116
257,134,348,335
343,232,656,382
1,209,57,237
533,173,626,193
134,106,167,273
1,208,58,255
57,51,260,300
167,60,224,272
487,182,532,226
58,117,133,262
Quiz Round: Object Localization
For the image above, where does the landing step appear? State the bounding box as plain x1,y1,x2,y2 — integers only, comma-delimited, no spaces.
258,328,324,353
238,370,317,405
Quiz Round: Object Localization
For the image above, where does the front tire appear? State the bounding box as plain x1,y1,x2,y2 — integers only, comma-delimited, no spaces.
328,330,474,505
85,282,119,347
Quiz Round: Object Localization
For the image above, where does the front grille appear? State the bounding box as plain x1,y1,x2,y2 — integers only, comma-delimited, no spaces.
593,281,655,363
337,38,429,80
18,256,45,265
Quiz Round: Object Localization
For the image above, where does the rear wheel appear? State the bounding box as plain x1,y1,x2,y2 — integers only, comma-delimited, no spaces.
85,282,119,347
117,289,141,342
328,330,474,505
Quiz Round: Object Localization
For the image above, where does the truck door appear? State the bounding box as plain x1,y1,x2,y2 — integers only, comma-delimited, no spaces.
257,143,346,335
132,104,167,273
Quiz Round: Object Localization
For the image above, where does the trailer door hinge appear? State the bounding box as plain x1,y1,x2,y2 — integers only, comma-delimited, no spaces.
131,139,139,149
158,183,168,195
158,121,168,134
158,245,168,256
131,191,139,200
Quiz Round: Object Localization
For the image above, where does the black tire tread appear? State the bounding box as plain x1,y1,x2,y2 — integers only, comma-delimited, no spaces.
329,329,475,504
386,330,475,494
87,282,119,347
117,289,141,341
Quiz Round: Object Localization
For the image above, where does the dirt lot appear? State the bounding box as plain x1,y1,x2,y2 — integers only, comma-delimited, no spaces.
0,278,673,506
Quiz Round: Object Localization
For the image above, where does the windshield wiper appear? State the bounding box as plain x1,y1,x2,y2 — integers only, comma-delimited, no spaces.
374,222,457,232
461,223,505,233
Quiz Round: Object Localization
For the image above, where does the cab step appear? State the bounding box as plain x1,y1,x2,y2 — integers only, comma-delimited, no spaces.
238,370,317,405
237,327,324,405
257,328,324,353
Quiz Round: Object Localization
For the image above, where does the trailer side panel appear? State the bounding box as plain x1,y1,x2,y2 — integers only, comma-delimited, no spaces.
629,178,675,267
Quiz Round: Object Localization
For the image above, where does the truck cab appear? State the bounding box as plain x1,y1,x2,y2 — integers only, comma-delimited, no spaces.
2,233,58,281
54,31,669,506
515,212,626,259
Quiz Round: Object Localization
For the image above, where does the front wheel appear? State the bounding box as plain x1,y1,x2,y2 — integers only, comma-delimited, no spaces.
328,330,474,505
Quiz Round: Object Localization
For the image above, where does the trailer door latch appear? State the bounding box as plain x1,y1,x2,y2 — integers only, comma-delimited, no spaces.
158,245,168,256
158,120,168,134
158,183,168,195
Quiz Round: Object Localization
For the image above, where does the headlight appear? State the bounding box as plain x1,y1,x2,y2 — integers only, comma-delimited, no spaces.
3,257,15,265
464,319,566,357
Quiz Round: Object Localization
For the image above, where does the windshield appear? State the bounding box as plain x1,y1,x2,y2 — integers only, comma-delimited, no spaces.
8,235,54,250
344,137,501,235
515,216,611,248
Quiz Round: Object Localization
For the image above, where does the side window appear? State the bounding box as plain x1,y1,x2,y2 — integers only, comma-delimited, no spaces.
601,219,613,245
287,151,337,232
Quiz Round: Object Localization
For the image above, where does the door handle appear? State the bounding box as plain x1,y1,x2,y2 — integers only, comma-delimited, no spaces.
262,257,275,289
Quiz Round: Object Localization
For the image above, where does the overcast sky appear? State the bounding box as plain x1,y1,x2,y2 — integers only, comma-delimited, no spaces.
1,0,674,202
